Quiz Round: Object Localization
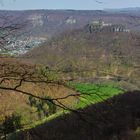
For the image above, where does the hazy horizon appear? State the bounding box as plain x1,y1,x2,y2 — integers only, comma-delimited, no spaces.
0,7,140,11
0,0,140,11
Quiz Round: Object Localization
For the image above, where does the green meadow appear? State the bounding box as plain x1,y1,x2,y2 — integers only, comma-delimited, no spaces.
71,83,124,108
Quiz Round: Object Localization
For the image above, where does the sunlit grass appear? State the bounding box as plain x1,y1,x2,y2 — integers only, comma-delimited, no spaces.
71,83,124,108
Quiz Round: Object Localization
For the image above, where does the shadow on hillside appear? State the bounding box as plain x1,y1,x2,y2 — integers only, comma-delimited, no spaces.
10,91,140,140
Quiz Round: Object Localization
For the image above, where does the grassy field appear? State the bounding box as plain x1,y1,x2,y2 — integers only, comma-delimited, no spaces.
71,83,124,108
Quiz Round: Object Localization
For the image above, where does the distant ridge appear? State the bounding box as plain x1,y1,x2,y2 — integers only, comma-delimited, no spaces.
104,7,140,13
1,8,140,55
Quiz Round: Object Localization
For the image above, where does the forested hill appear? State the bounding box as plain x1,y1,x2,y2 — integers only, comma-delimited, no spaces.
24,28,140,89
1,9,140,55
0,9,140,38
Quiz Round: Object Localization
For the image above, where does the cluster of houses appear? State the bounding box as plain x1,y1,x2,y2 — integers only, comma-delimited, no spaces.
0,37,46,55
87,20,130,33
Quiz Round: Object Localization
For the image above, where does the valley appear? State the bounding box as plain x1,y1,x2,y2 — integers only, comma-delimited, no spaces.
0,8,140,140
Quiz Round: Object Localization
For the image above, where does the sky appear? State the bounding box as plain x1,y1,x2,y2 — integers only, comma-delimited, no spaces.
0,0,140,10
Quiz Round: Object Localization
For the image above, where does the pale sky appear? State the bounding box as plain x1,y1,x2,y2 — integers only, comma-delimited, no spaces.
0,0,140,10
